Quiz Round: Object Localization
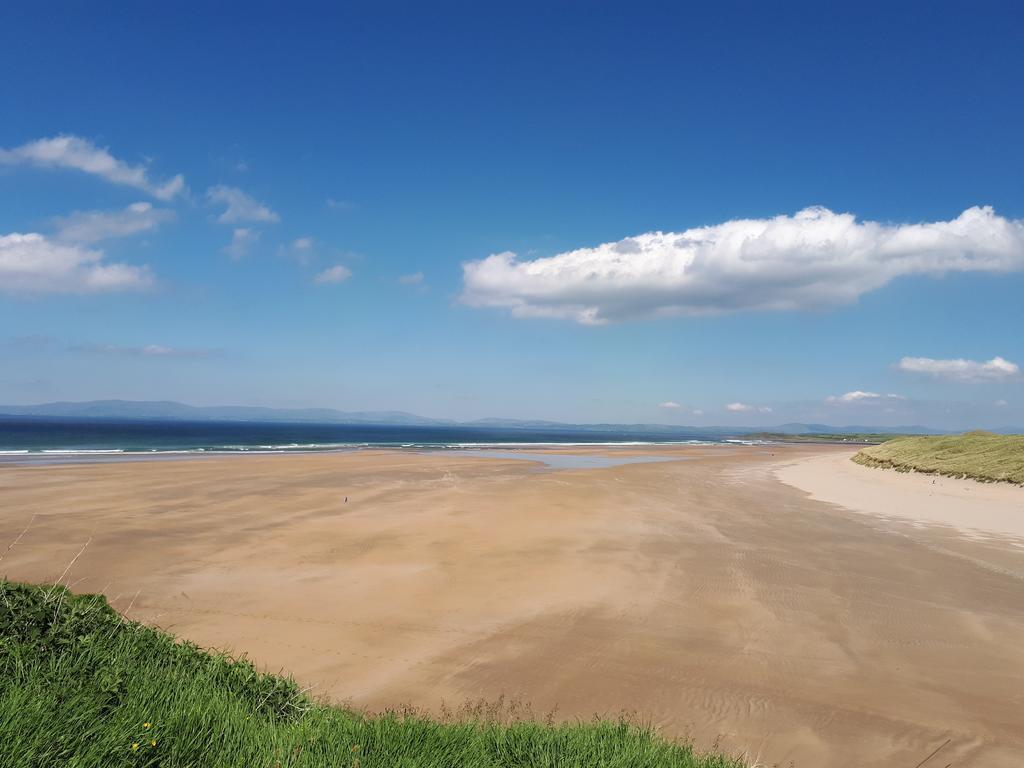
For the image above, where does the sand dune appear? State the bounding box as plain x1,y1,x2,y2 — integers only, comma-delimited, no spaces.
1,445,1023,767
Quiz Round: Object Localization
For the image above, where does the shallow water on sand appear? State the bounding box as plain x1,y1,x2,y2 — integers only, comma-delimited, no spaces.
446,450,683,470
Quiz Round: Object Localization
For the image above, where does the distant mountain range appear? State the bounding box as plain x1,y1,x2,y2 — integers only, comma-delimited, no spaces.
0,399,967,435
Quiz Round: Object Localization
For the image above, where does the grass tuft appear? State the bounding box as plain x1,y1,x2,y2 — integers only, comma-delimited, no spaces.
853,433,1024,485
0,580,743,767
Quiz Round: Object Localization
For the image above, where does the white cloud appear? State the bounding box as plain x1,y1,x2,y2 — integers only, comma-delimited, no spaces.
692,409,704,416
725,402,772,413
326,198,354,211
207,185,279,223
52,202,175,243
71,343,215,358
461,206,1024,324
399,271,425,285
995,399,1008,407
826,390,905,404
292,237,313,250
314,265,352,284
223,228,259,260
897,356,1019,382
0,232,153,294
0,135,184,200
658,401,681,409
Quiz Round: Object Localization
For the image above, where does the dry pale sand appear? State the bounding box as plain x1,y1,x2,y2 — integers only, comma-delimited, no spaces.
2,445,1023,768
777,449,1024,541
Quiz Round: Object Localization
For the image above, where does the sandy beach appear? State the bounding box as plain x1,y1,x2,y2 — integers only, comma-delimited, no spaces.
1,445,1023,767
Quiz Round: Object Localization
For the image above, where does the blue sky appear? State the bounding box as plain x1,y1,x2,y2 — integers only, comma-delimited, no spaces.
1,1,1022,428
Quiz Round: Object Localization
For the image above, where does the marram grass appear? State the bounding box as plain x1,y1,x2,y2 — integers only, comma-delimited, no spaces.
0,580,743,768
853,431,1024,485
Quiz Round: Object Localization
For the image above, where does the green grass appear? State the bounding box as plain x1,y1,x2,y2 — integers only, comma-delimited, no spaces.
750,432,909,444
853,431,1024,485
0,580,743,768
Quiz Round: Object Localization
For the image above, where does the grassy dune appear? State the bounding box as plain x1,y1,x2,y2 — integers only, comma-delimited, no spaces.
751,432,904,444
853,432,1024,485
0,580,742,768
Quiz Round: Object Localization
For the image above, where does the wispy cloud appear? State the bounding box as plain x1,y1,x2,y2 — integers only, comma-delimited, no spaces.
6,335,56,348
897,356,1019,382
223,228,259,260
314,265,352,284
279,237,315,264
207,185,279,223
0,232,153,295
461,206,1024,324
826,391,905,404
69,343,217,358
53,202,175,243
398,271,425,285
0,135,184,200
658,401,681,409
326,198,354,211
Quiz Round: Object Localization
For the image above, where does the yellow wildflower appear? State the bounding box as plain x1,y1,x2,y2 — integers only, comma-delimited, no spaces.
143,722,151,729
131,743,139,751
150,740,157,747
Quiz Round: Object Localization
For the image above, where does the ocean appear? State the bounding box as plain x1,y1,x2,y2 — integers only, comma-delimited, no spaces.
0,417,739,459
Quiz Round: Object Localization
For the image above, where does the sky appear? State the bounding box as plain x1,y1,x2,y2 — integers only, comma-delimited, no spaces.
1,1,1022,429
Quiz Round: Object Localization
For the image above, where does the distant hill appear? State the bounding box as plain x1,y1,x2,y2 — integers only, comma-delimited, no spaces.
0,399,968,435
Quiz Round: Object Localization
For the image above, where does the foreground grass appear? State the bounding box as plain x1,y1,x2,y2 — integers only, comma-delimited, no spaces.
853,432,1024,485
0,581,742,768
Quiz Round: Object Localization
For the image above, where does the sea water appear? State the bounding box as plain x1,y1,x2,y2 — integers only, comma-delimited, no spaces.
0,416,735,464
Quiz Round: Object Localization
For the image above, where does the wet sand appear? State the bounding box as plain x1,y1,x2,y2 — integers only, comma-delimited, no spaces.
1,445,1023,767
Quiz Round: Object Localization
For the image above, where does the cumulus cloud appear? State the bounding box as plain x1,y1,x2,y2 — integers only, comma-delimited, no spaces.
897,355,1020,382
826,390,905,404
70,343,215,358
314,265,352,284
399,271,425,285
0,135,184,200
223,228,259,260
292,237,313,250
52,202,175,244
207,185,279,223
461,206,1024,324
0,232,153,294
658,401,681,409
